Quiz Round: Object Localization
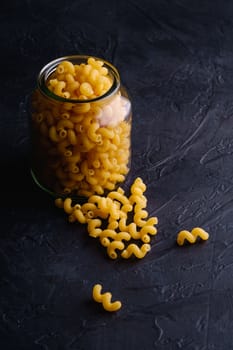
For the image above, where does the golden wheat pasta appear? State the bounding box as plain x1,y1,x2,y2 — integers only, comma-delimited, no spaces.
134,210,149,227
107,191,129,205
80,160,89,177
107,220,119,230
66,129,77,145
91,184,104,195
86,174,98,186
87,122,101,143
115,231,131,242
57,119,74,130
57,140,72,157
66,163,80,173
79,82,94,97
85,211,95,220
88,68,100,85
143,217,158,227
62,187,72,195
107,241,125,260
121,243,151,259
81,202,97,213
72,208,87,224
118,218,127,231
96,139,111,153
82,114,93,128
49,78,58,88
65,152,81,163
60,111,70,120
61,111,70,120
80,134,95,151
177,227,209,246
121,203,133,214
49,125,60,143
87,219,102,238
98,127,115,140
72,102,91,114
131,177,146,194
68,172,85,182
64,73,75,84
128,223,141,240
140,225,157,238
53,81,66,96
109,173,125,183
63,91,71,99
104,181,115,191
95,170,111,186
88,57,103,68
99,229,116,247
57,60,75,75
92,284,122,312
58,128,67,139
99,153,112,169
70,114,84,123
109,202,120,220
63,197,75,214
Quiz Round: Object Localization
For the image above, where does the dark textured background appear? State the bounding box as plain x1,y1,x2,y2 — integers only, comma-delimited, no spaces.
1,0,233,349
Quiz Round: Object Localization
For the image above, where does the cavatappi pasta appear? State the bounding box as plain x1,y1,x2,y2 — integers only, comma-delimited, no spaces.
55,177,158,260
92,284,122,312
177,227,209,246
31,56,131,197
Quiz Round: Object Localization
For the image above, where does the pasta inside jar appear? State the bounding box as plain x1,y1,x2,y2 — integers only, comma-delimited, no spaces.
30,55,132,199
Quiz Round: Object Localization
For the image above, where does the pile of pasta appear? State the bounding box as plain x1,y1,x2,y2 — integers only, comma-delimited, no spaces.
31,57,131,197
55,177,158,259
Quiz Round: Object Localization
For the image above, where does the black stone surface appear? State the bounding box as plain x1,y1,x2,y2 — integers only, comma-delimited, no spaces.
1,0,233,349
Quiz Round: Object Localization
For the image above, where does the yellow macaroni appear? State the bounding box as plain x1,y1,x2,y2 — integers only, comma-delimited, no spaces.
107,241,125,260
92,284,122,312
177,227,209,246
121,243,151,259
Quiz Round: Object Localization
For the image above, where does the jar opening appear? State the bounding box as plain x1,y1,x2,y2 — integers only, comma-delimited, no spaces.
37,55,120,103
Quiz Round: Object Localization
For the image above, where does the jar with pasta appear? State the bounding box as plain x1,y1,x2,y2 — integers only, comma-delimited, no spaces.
29,55,132,199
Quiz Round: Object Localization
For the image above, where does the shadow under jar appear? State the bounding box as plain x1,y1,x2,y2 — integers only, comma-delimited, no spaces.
30,55,132,199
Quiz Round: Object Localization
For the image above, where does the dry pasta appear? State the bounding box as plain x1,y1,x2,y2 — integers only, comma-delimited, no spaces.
31,57,132,197
177,227,209,246
54,177,158,260
121,243,151,259
92,284,122,312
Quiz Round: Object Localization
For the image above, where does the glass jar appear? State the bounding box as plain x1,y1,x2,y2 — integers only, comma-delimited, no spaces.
29,55,132,199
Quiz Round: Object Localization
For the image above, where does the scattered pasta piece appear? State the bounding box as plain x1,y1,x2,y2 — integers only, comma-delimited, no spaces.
177,227,209,246
92,284,122,312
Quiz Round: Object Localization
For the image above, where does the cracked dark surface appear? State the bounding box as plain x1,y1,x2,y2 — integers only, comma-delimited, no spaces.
1,0,233,349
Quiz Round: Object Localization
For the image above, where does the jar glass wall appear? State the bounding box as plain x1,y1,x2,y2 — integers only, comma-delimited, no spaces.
29,55,132,199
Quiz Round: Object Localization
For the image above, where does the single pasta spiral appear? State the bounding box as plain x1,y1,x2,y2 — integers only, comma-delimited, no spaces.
177,227,209,246
92,284,122,312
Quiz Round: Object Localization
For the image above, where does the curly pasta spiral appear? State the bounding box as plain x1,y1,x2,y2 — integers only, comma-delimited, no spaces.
177,227,209,246
92,284,122,312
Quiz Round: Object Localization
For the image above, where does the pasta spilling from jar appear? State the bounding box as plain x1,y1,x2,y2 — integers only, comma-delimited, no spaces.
30,57,131,197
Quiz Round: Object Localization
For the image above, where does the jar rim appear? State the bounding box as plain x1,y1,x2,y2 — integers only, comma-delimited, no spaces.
37,55,120,103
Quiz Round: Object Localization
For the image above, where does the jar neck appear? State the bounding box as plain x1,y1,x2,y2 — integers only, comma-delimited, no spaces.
37,55,121,103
